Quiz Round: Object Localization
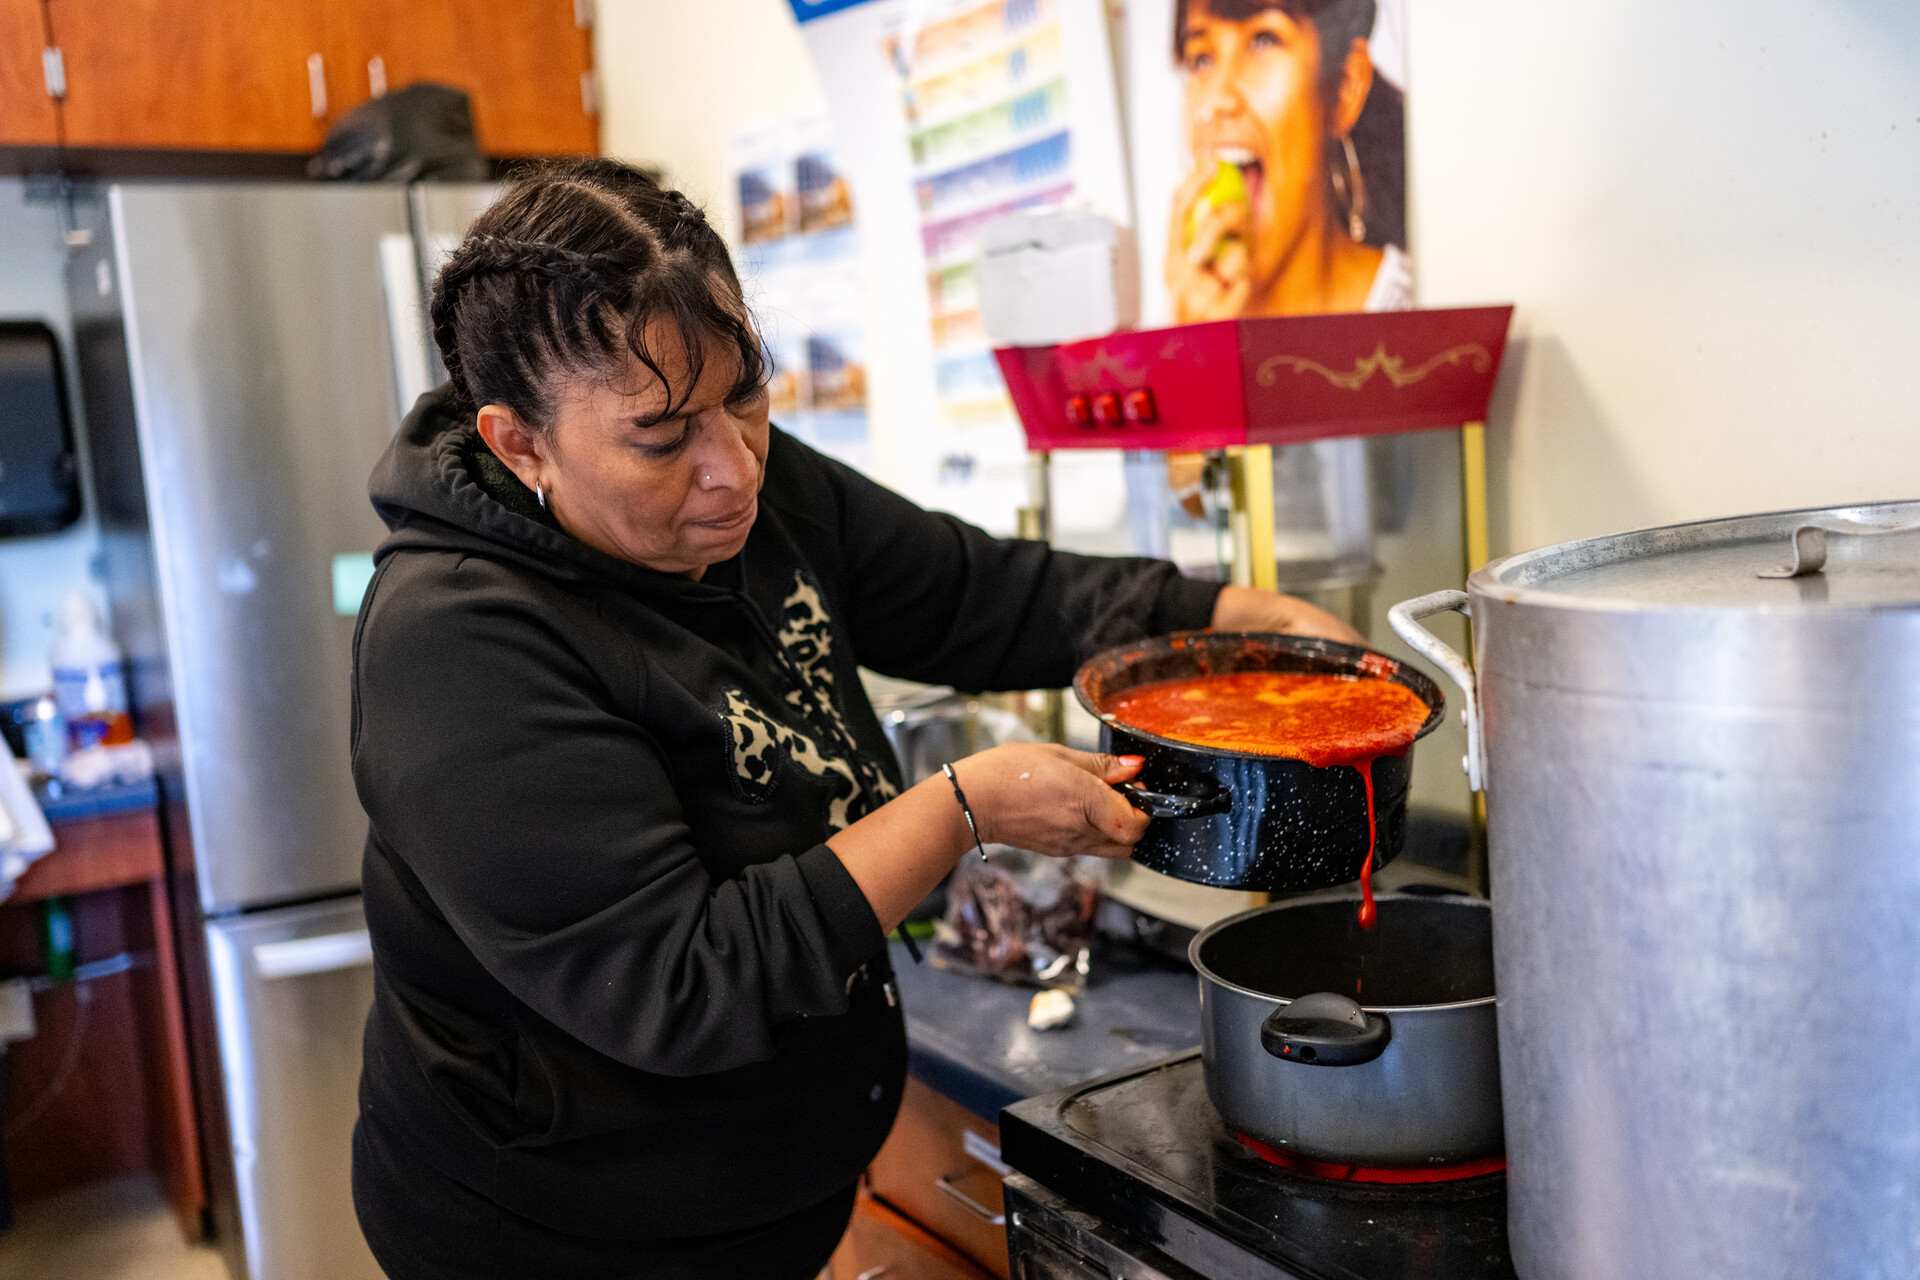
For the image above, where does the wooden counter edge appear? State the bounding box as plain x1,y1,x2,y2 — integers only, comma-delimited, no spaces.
10,806,167,902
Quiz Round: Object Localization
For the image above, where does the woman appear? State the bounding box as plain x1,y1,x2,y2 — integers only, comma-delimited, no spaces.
350,157,1360,1279
1165,0,1408,321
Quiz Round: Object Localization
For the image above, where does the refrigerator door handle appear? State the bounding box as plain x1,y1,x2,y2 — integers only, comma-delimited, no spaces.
378,232,437,421
254,929,373,979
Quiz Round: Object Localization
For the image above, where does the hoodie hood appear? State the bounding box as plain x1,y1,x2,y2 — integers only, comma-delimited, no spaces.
368,383,740,607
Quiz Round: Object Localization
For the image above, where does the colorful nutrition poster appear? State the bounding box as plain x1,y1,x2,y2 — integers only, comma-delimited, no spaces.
793,0,1131,532
729,112,872,474
892,1,1074,436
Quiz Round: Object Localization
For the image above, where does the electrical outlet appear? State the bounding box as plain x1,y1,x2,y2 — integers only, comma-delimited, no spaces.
0,977,34,1044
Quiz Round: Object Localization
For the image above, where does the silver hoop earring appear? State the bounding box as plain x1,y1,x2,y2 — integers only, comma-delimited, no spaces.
1330,133,1368,243
536,483,546,509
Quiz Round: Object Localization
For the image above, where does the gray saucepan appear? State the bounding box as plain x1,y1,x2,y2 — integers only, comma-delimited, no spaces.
1192,892,1503,1167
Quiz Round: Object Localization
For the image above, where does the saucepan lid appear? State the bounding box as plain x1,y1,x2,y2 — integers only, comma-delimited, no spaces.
1473,499,1920,611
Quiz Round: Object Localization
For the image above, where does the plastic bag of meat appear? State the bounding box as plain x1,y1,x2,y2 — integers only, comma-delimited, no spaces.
932,848,1099,991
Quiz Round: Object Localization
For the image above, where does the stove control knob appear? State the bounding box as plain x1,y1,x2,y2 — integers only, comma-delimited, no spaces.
1063,394,1092,427
1122,388,1157,425
1091,391,1122,427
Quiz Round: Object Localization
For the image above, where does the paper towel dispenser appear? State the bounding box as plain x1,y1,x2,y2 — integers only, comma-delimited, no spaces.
0,320,81,538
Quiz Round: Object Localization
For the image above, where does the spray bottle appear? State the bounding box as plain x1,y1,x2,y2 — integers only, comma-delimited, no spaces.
51,594,132,750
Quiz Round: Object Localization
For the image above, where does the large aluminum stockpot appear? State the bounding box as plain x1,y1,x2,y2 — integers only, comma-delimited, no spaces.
1389,502,1920,1280
1193,893,1502,1167
1074,632,1445,893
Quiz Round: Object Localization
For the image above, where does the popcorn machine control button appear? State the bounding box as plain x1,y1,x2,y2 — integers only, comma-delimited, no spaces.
1064,394,1093,427
1091,392,1122,426
1122,388,1157,425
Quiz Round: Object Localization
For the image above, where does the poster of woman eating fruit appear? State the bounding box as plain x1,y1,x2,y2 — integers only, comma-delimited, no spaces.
1124,0,1408,325
1121,0,1409,559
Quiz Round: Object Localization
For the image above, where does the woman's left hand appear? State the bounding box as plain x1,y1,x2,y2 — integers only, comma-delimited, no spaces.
1211,584,1367,647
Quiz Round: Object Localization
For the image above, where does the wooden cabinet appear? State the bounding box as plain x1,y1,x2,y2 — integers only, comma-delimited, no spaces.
323,0,596,157
49,0,328,151
1,805,204,1240
867,1078,1012,1278
829,1191,999,1280
0,0,58,145
9,0,596,157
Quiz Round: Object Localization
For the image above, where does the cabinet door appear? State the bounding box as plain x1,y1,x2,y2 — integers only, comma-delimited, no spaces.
0,0,57,145
317,0,460,132
830,1192,1000,1280
867,1078,1011,1278
50,0,327,151
453,0,596,155
328,0,596,157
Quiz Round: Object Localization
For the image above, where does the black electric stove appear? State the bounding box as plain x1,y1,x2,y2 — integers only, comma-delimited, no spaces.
999,1050,1515,1280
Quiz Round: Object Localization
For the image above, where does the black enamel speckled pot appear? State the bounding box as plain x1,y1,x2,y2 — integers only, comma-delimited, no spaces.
1073,632,1446,893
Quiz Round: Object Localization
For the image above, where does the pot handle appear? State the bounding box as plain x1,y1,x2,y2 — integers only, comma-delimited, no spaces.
1260,992,1392,1067
1756,517,1920,578
1113,778,1232,819
1388,590,1484,793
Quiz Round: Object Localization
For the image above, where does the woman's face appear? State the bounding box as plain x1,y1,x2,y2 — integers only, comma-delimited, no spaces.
484,323,770,578
1181,0,1330,287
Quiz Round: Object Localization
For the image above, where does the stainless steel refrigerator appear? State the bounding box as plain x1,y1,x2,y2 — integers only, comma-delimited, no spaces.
67,180,495,1280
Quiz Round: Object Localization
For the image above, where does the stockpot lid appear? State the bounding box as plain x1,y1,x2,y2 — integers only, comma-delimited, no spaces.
1471,500,1920,611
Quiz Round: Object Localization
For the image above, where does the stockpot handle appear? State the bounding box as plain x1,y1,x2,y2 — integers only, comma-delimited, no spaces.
1387,590,1484,793
1260,992,1392,1067
1757,518,1920,578
1114,778,1232,819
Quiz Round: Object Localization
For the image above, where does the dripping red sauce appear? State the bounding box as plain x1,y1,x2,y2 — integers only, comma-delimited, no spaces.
1356,762,1377,928
1104,671,1429,928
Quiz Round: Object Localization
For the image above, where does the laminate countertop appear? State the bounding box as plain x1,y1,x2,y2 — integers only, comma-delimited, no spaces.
889,937,1202,1123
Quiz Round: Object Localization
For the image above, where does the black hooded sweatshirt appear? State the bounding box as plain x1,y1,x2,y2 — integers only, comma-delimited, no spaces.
350,385,1224,1241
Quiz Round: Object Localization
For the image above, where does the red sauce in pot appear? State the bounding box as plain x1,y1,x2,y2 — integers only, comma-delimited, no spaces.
1105,672,1429,766
1106,672,1430,928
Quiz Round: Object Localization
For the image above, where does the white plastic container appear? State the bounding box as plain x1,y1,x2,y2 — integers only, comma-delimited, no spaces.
975,209,1139,347
51,594,131,749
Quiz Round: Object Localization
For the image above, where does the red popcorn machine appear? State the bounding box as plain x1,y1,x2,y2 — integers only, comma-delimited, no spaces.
992,304,1514,595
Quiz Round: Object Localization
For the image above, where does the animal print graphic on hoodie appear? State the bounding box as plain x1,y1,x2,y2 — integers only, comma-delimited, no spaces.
721,572,898,831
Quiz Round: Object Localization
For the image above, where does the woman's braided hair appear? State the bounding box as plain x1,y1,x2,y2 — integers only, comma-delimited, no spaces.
428,157,764,432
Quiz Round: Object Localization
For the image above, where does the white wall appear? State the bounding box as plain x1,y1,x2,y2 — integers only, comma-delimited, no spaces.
0,180,102,701
1407,0,1920,557
594,0,826,250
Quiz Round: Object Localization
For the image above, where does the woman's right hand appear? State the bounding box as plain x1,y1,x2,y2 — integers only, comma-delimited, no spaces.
952,743,1150,861
1166,160,1252,323
829,744,1150,932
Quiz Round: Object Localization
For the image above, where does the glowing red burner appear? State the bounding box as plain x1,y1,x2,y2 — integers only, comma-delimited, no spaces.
1235,1132,1506,1184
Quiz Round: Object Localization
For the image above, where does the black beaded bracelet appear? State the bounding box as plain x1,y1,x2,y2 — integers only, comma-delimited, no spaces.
942,762,990,862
